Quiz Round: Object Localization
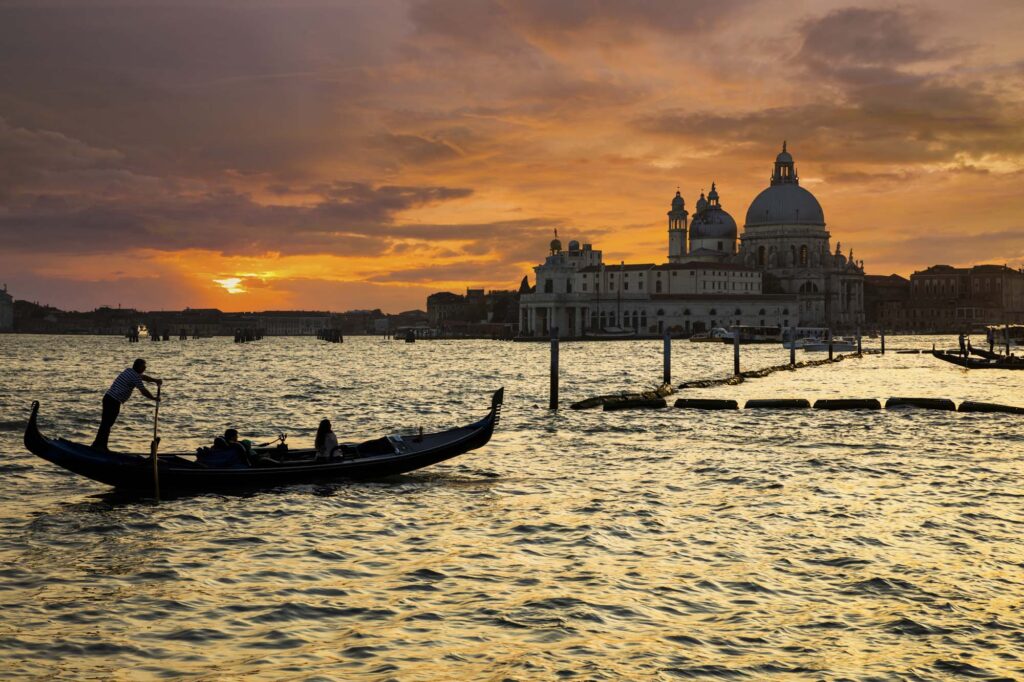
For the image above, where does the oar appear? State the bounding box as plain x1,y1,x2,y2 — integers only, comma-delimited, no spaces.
151,384,162,501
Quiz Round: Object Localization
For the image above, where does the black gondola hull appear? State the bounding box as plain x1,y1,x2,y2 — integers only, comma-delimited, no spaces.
931,351,1024,370
24,389,503,494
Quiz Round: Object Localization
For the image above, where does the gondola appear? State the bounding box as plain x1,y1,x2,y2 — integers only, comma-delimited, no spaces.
24,388,503,494
931,350,1024,370
968,343,1004,361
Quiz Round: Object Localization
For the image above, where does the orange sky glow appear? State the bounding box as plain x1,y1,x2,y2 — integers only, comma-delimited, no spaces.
1,0,1022,312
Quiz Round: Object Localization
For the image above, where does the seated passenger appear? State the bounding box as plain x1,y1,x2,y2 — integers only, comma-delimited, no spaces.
315,419,339,460
197,428,250,468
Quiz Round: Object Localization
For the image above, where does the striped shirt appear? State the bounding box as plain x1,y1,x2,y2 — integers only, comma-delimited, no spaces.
106,368,145,403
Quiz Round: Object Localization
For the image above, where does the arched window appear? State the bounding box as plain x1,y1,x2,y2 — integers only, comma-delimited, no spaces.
544,279,553,293
758,246,766,266
709,308,717,315
566,279,572,293
656,280,663,293
735,308,742,315
799,281,819,294
783,308,789,315
683,309,691,316
759,308,766,315
657,309,665,316
790,245,797,264
799,245,809,266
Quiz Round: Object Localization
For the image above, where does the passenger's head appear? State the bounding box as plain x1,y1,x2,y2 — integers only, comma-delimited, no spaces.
315,419,332,449
224,428,238,443
133,358,146,373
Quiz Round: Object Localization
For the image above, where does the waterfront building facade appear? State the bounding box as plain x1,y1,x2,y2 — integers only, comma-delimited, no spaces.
519,144,864,337
905,264,1024,330
0,284,12,331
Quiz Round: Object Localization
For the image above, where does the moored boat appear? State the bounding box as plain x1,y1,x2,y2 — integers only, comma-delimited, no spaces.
586,326,636,339
24,388,503,494
931,351,1024,370
801,338,857,352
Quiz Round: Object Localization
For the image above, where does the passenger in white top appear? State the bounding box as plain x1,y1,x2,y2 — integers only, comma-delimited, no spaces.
315,419,339,460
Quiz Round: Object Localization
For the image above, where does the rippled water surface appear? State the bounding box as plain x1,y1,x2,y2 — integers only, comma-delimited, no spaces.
1,334,1023,680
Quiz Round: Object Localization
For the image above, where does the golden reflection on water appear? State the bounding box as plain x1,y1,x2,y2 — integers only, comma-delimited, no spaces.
0,334,1022,679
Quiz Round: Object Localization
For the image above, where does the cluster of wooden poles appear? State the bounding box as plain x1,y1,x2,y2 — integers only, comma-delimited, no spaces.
233,329,263,343
317,329,344,343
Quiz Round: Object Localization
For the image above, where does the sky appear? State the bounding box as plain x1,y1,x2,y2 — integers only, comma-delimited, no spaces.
1,0,1022,313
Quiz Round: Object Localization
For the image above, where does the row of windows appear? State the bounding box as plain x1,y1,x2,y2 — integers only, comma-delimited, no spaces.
758,244,810,266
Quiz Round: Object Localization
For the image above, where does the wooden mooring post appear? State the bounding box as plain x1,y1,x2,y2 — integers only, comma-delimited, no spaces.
549,326,559,410
789,325,796,367
733,327,741,376
881,329,886,354
1006,323,1011,356
663,330,671,385
857,327,862,354
827,328,833,361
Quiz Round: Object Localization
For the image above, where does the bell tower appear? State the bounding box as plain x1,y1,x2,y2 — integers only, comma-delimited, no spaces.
667,190,688,263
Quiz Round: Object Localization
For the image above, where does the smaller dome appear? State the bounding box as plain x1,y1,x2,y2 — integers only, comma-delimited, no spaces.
707,183,719,202
690,208,737,240
550,237,562,252
695,192,708,213
671,191,684,210
568,239,580,251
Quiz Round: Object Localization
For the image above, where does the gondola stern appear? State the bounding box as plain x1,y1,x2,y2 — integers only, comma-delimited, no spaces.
490,387,504,428
24,400,49,456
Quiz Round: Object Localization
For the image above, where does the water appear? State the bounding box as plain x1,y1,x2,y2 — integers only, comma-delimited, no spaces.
1,334,1022,680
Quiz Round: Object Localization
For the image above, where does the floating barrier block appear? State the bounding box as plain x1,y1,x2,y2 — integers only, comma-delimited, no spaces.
958,401,1024,415
570,384,675,410
745,399,811,409
603,398,667,411
813,398,881,410
895,350,923,354
885,397,955,411
674,398,739,410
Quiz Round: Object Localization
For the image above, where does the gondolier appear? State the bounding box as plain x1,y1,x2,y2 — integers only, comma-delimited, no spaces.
92,359,162,452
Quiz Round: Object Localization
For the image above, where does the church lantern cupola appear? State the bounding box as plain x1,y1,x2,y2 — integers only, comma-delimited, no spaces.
549,229,562,255
771,141,798,186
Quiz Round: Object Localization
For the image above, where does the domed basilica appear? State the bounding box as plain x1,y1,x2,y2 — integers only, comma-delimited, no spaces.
519,144,865,338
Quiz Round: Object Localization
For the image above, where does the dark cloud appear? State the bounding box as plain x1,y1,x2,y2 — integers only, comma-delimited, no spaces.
371,133,464,164
797,8,940,76
633,7,1024,167
0,183,475,255
873,230,1024,269
409,0,743,50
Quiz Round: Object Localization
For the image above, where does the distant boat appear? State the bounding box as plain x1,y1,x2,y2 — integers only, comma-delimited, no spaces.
801,338,857,352
23,389,504,495
932,350,1024,370
586,326,636,339
690,327,731,342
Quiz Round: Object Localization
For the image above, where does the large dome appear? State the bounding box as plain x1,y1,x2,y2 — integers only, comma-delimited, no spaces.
745,183,824,227
691,208,737,239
